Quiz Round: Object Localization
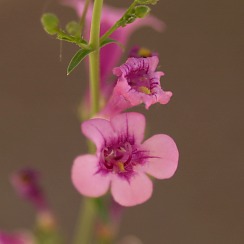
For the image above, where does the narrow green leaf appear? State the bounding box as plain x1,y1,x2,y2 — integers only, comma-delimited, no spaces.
67,49,92,75
100,38,124,50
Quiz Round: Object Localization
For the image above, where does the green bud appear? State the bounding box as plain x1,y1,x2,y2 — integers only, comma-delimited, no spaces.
66,21,81,37
41,13,59,35
121,14,137,27
135,0,159,5
126,15,137,24
135,5,151,18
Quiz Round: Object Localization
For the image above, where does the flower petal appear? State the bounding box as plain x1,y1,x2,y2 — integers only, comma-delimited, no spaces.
111,173,153,206
142,134,179,179
72,155,111,197
111,113,145,144
82,118,115,150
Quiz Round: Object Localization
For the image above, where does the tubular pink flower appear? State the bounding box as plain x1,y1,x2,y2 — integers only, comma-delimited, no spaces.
62,0,165,85
72,113,178,206
100,56,172,117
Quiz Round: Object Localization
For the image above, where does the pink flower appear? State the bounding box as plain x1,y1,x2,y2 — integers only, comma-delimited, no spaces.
11,169,48,211
11,169,57,230
62,0,165,85
0,231,34,244
72,112,178,206
100,56,172,117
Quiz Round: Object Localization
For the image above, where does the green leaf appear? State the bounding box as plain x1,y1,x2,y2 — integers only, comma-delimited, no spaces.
100,38,124,50
67,49,92,75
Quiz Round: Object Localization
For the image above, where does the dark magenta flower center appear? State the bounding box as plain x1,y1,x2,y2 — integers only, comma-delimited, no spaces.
99,139,148,179
125,62,159,95
101,142,133,173
128,73,152,94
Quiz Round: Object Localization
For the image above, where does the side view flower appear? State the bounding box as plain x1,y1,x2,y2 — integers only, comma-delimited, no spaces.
72,112,178,206
100,56,172,117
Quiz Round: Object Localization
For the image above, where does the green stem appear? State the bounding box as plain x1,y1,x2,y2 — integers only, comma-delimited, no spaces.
79,0,91,36
100,22,120,43
73,198,97,244
73,1,103,244
100,1,137,43
89,0,103,115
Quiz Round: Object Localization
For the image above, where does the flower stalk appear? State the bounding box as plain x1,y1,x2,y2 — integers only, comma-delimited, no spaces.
89,0,103,115
73,198,96,244
74,1,104,244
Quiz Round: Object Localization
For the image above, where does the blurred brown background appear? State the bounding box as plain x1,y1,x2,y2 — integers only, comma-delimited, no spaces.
0,0,243,243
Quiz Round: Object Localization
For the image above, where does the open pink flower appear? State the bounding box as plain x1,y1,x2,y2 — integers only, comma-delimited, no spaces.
100,56,172,117
62,0,165,85
72,112,178,206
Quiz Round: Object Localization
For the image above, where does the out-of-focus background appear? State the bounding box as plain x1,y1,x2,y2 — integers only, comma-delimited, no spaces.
0,0,243,243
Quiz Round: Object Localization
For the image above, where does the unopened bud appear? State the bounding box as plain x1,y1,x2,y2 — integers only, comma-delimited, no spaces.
66,21,80,37
126,15,137,24
135,5,150,18
41,13,59,35
121,14,136,27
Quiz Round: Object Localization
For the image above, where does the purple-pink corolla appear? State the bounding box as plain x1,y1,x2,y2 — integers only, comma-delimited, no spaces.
100,56,172,117
72,112,178,206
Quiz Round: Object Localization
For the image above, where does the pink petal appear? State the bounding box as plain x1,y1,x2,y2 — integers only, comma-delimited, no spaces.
111,113,145,144
82,119,115,150
72,155,111,197
111,173,153,206
142,135,179,179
